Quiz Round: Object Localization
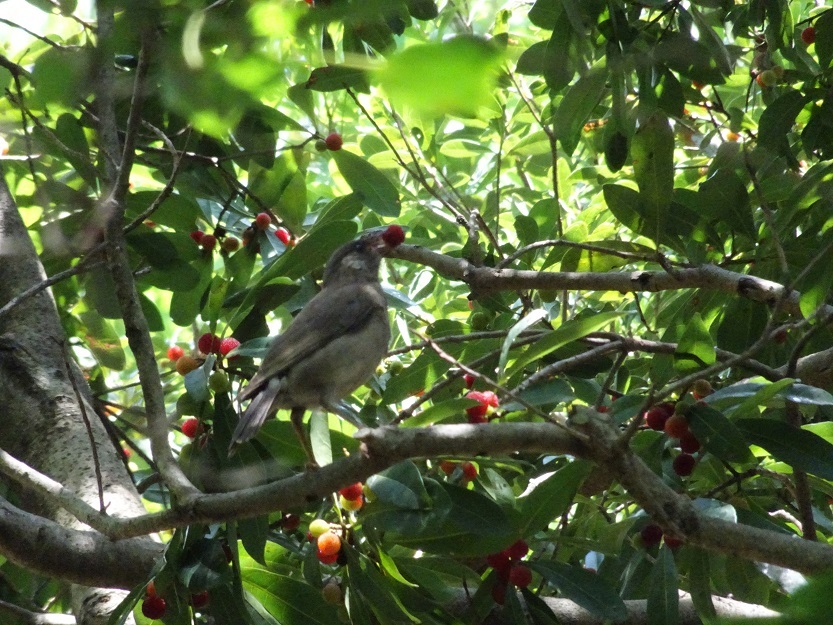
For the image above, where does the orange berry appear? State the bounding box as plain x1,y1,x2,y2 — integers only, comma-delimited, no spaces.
175,355,200,376
317,531,341,556
664,413,689,439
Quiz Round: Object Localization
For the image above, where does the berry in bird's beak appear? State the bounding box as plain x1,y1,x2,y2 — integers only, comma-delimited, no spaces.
382,224,405,247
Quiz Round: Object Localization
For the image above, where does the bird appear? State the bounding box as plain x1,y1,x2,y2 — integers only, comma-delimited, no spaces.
228,228,400,462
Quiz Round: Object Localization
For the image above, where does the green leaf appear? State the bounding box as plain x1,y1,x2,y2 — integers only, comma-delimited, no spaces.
647,545,679,625
367,461,432,510
404,398,478,427
697,170,754,239
687,548,717,620
631,112,674,240
521,588,563,625
518,461,592,536
687,403,754,464
555,66,608,156
243,570,339,625
531,561,629,622
674,312,715,373
170,256,214,326
528,0,562,30
331,150,401,217
79,310,125,370
376,36,504,117
758,90,810,158
383,350,450,404
504,312,622,379
736,418,833,479
516,41,548,75
815,10,833,71
653,32,726,84
405,0,438,20
126,192,201,232
305,65,369,93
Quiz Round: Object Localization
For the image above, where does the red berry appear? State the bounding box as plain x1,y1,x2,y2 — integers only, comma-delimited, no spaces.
181,417,201,439
317,548,339,565
219,337,240,357
197,332,221,355
465,390,499,423
673,453,696,477
122,446,132,458
191,590,209,609
645,403,674,431
664,413,690,439
466,407,488,423
201,234,217,251
505,539,529,560
460,461,477,482
640,524,663,547
167,345,184,361
801,26,816,45
486,551,511,572
254,212,271,230
141,595,167,620
597,405,609,413
664,535,684,549
679,431,701,454
190,230,205,243
439,460,457,475
774,329,788,344
508,564,532,588
281,513,301,532
324,132,343,151
381,224,405,247
275,227,292,245
338,482,364,501
491,581,507,605
463,373,475,388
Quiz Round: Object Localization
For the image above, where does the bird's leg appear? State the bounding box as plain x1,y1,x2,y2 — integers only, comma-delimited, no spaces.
290,407,318,469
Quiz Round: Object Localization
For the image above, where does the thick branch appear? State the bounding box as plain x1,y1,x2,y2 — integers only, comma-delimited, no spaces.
0,497,163,589
389,245,819,320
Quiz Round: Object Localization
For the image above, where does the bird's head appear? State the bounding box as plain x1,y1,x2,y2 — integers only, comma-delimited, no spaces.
323,225,405,287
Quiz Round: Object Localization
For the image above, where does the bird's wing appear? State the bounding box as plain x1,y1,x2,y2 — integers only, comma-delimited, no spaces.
238,284,384,400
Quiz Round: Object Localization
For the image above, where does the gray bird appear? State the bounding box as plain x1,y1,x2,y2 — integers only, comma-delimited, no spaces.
229,231,392,461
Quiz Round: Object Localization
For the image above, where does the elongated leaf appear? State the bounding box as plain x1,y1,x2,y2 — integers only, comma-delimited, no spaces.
687,404,754,463
555,66,608,156
499,309,548,377
518,461,592,536
332,150,401,217
631,112,674,241
505,312,621,379
305,65,369,92
736,418,833,479
243,570,339,625
674,312,715,373
647,545,679,625
531,561,628,622
367,461,432,510
377,36,503,117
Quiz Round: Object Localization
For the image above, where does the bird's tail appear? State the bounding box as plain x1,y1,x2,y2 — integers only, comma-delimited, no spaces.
228,380,280,455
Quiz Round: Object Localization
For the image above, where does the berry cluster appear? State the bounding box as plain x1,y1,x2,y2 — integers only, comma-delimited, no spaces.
309,519,343,565
338,482,365,512
439,460,478,484
465,390,499,424
486,540,532,604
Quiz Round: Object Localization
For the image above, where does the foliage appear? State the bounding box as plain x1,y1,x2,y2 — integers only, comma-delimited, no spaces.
1,0,833,623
